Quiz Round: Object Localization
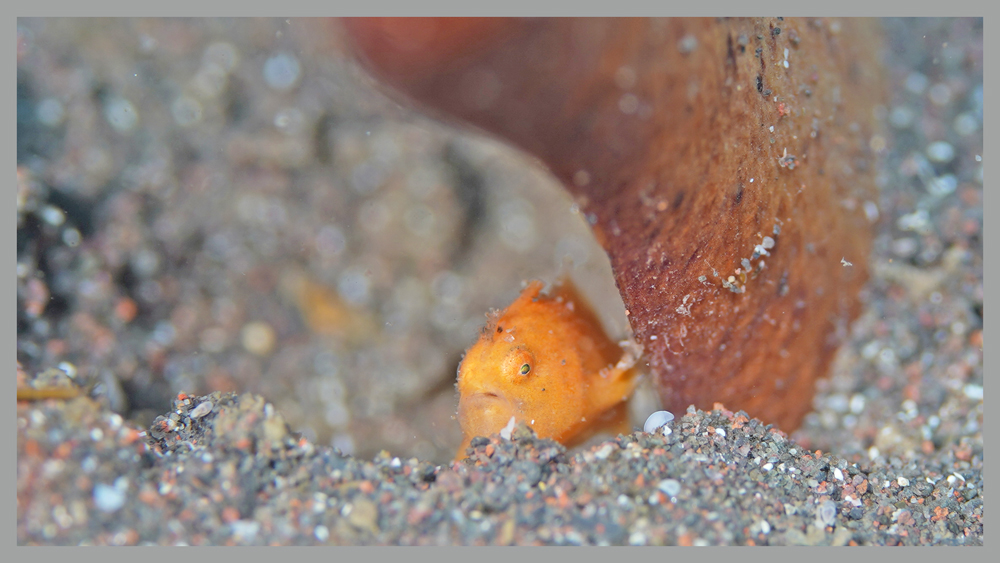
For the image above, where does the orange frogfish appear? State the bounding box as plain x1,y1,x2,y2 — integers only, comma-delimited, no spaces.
455,279,642,459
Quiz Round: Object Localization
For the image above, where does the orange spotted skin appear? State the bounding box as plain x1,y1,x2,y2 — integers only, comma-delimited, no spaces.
456,279,640,459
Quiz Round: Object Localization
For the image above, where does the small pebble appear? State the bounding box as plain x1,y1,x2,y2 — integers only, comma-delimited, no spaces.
891,237,919,258
847,394,868,417
889,106,914,129
40,205,65,227
171,96,203,126
93,481,127,513
36,98,65,127
927,174,957,196
897,209,931,233
904,72,928,94
593,443,614,460
57,362,77,378
241,322,276,356
104,97,139,133
657,479,681,497
347,499,380,534
926,141,955,163
62,228,81,247
338,268,371,306
203,41,239,72
928,83,952,106
863,201,879,222
189,401,213,419
263,53,301,91
953,112,979,136
963,384,983,400
817,500,837,527
230,520,260,543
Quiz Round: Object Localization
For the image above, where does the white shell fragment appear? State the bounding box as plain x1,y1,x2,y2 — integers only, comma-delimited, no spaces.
499,416,517,440
643,410,675,434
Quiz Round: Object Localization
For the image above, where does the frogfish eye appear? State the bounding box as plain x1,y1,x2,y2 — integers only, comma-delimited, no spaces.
503,348,535,383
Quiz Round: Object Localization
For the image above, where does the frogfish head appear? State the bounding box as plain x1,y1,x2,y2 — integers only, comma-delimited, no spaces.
456,335,533,448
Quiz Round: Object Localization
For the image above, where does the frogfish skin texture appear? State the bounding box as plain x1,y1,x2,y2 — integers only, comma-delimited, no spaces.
455,279,641,459
342,17,885,433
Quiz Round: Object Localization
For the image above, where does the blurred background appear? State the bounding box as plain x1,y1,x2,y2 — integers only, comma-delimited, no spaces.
16,18,643,464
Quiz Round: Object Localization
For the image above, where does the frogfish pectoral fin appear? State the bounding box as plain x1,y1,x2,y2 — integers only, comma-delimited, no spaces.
587,363,642,419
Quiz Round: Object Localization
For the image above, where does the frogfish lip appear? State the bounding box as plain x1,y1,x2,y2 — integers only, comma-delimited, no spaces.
458,391,517,440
